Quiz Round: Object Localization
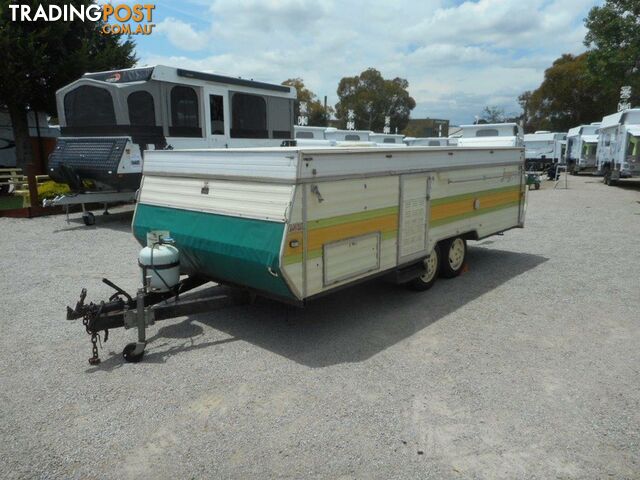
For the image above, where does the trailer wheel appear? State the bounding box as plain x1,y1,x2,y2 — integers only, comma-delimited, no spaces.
123,343,144,363
408,245,440,291
82,212,95,226
439,237,467,278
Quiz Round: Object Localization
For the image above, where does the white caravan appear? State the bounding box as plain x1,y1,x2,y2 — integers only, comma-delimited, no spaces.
323,128,372,143
596,108,640,184
566,123,600,174
523,131,567,170
0,109,59,168
455,123,524,148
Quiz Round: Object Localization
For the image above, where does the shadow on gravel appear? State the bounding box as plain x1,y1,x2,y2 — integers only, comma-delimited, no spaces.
87,246,547,370
52,209,134,233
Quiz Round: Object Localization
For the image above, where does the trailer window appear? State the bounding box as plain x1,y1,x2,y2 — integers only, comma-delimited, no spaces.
268,97,292,139
296,131,314,139
383,138,396,143
345,134,360,141
628,136,639,158
170,86,201,137
209,94,224,135
476,129,499,137
64,86,116,126
428,140,441,146
127,91,155,126
231,93,267,138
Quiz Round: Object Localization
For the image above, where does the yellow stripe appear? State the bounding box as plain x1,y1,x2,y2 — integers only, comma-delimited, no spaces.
431,189,521,222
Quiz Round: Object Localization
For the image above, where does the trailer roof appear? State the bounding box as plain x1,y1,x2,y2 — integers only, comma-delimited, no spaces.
82,65,294,95
143,145,524,183
600,108,640,130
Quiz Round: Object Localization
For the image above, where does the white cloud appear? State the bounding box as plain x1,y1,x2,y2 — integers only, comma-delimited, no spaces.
143,0,602,124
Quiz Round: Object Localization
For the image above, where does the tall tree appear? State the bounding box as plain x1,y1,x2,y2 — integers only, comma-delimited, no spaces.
334,68,416,132
518,54,606,132
0,0,137,168
480,106,505,123
584,0,640,109
282,78,333,126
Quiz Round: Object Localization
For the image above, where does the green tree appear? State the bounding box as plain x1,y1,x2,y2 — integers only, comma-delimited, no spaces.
518,54,606,132
585,0,640,109
282,78,333,126
334,68,416,132
0,0,137,168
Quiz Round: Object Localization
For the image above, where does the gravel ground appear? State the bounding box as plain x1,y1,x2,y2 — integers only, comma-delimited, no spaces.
1,175,639,479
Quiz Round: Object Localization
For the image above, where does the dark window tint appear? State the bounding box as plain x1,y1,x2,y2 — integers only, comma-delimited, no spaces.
170,86,200,137
231,93,267,138
428,140,441,146
345,134,360,141
64,86,116,126
127,91,155,126
383,138,396,143
476,129,499,137
296,131,314,139
209,94,224,135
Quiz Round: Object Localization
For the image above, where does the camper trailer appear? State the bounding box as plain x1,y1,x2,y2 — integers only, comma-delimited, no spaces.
404,137,451,147
455,123,524,148
596,108,640,184
523,131,567,170
47,65,296,223
66,143,527,362
566,123,600,174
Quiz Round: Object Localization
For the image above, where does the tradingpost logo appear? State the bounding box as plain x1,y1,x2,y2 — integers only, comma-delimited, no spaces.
8,3,156,35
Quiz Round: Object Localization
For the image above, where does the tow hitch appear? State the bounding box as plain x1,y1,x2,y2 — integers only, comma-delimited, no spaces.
67,276,251,364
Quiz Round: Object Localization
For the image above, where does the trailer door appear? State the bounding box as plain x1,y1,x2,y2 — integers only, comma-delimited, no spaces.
397,173,432,264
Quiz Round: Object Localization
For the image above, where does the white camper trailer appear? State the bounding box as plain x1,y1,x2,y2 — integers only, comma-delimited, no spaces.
47,65,296,223
293,126,335,146
455,123,524,148
596,108,640,184
566,123,600,174
523,131,567,170
404,137,451,147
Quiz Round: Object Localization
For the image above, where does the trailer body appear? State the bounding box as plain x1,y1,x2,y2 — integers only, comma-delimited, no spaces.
596,109,640,182
524,132,567,170
566,124,600,173
132,146,526,303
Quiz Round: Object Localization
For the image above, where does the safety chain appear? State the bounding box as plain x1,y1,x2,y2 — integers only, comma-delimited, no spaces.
83,301,105,365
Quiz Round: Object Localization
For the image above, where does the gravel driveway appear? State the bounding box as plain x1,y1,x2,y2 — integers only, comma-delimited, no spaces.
1,175,639,479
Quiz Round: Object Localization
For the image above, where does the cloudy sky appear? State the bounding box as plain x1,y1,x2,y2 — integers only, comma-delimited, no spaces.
134,0,602,124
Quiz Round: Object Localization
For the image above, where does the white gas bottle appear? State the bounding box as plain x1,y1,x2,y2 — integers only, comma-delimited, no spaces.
138,238,180,292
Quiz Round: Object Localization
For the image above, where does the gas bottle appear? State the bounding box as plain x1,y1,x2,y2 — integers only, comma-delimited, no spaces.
138,241,180,292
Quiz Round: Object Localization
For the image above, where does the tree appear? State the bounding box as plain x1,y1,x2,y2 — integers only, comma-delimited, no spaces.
584,0,640,109
480,106,505,123
518,54,607,132
282,78,333,126
0,0,137,169
334,68,416,132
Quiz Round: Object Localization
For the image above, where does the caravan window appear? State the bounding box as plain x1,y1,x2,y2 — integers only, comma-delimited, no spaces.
428,140,441,146
170,86,201,137
268,97,292,139
127,91,155,126
345,134,360,141
476,129,499,137
231,93,267,138
209,94,224,135
296,131,314,139
383,138,396,143
64,86,116,126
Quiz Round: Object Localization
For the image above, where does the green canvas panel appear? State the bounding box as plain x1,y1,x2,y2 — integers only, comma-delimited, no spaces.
133,203,295,300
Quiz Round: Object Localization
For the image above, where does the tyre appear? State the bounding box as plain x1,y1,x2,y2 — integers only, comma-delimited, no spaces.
439,237,467,278
408,245,440,291
123,343,144,363
82,212,95,226
534,183,540,190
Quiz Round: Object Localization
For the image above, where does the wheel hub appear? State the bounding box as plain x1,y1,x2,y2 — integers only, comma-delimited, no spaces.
448,239,465,270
